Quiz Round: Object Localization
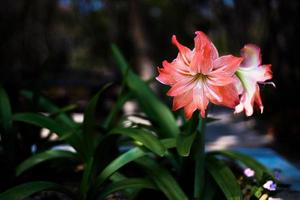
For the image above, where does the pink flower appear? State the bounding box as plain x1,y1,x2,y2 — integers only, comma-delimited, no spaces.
156,31,243,119
235,44,275,116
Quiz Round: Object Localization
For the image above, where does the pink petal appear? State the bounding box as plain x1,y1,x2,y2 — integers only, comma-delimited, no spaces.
166,78,195,97
258,64,273,83
184,102,197,119
213,83,239,108
204,83,223,103
156,67,176,85
212,55,243,75
192,83,209,117
190,31,214,74
172,91,193,111
164,60,191,77
240,44,261,68
207,74,236,86
254,85,264,113
235,92,254,116
210,42,219,60
172,35,192,66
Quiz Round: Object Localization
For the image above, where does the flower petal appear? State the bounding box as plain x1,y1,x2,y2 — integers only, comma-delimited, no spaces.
184,102,197,119
156,67,176,85
172,91,193,111
254,85,264,113
190,31,214,74
210,83,239,108
239,44,261,68
166,77,195,96
212,55,243,75
192,82,209,117
207,74,236,86
172,35,192,66
210,42,219,60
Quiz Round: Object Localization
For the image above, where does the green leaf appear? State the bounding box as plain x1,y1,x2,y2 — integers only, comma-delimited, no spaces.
135,157,188,200
49,104,77,117
176,112,199,157
0,86,12,131
109,127,166,156
210,150,272,181
95,147,146,187
82,83,112,159
94,138,176,188
103,92,131,130
111,44,179,138
16,150,77,176
83,83,112,136
206,156,242,200
0,181,72,200
97,178,156,200
13,113,72,139
20,90,76,128
80,157,94,200
176,132,196,157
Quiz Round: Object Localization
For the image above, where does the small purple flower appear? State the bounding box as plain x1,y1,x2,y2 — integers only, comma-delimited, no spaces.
273,169,281,181
244,168,255,177
263,180,277,191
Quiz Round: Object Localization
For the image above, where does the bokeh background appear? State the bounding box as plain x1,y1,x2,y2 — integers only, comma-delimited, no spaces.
0,0,299,192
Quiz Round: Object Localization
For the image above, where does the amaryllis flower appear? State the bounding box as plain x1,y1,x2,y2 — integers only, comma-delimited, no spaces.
235,44,275,116
156,31,243,119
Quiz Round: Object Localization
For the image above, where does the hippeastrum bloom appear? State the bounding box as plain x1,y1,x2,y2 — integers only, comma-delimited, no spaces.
235,44,274,116
156,31,243,119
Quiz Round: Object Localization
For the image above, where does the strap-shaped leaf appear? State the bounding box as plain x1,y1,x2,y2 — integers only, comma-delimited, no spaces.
21,90,76,128
16,150,78,176
206,156,242,200
109,127,166,156
0,181,73,200
209,150,272,181
12,113,85,156
135,157,188,200
111,44,179,138
103,92,131,130
176,112,199,157
80,157,94,199
83,83,112,135
95,147,146,187
94,138,176,188
81,83,112,160
176,132,197,157
97,178,156,200
13,113,72,138
0,86,12,131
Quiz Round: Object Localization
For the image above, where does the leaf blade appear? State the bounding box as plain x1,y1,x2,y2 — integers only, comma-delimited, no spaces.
0,181,71,200
206,156,242,200
111,44,179,138
135,157,188,200
16,150,77,176
21,90,76,128
95,147,146,187
97,178,156,200
13,113,71,138
0,86,12,131
109,127,166,156
210,150,272,181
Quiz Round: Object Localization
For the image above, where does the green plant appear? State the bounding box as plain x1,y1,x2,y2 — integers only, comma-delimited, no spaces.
0,45,276,200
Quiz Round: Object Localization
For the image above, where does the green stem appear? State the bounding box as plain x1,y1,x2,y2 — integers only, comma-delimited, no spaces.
194,116,206,200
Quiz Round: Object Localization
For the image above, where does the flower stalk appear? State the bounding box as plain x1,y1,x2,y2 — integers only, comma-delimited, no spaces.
193,115,206,199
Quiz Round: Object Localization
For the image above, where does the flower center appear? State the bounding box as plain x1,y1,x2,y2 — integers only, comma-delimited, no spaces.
194,73,208,82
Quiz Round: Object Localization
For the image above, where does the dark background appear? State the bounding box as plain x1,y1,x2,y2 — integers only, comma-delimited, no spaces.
0,0,299,191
